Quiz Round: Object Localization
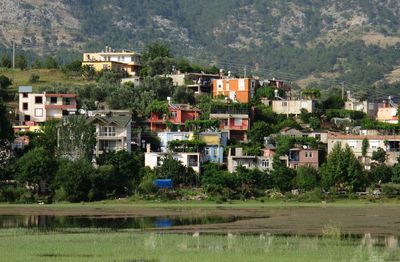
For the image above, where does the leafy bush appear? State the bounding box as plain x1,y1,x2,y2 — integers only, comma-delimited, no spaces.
382,183,400,198
29,73,40,83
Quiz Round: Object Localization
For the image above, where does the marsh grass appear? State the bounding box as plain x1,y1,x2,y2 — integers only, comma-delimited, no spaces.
0,229,399,262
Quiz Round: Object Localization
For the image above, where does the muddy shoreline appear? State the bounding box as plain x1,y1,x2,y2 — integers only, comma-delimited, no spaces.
1,205,400,236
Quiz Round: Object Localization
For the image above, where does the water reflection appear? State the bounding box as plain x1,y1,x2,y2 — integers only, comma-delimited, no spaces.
0,215,241,230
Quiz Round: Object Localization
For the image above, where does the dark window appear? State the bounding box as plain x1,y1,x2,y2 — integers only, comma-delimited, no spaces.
24,115,30,121
50,97,57,104
23,103,28,110
22,93,28,98
35,96,43,104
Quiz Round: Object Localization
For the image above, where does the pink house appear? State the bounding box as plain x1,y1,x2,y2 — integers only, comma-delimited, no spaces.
288,147,320,169
149,104,200,132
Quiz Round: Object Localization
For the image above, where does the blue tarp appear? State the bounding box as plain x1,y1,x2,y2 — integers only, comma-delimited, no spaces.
154,179,173,189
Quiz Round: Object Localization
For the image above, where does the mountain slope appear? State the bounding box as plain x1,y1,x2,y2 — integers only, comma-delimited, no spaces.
2,0,400,89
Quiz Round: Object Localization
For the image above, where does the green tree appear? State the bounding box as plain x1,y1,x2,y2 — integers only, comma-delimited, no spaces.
370,164,393,184
15,54,27,70
43,56,58,69
361,138,369,158
57,116,96,161
32,58,42,69
17,147,57,194
156,155,197,186
55,158,93,202
0,54,11,68
371,147,386,163
0,99,13,141
302,87,321,99
249,121,273,144
294,166,319,191
0,75,12,93
29,73,40,83
96,150,143,195
320,143,365,192
173,86,195,104
32,120,59,155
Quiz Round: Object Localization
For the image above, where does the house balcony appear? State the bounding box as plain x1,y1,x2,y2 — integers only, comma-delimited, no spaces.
45,104,77,110
220,125,248,131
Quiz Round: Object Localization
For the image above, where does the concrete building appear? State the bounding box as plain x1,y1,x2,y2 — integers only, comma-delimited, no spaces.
345,98,378,119
209,104,250,142
88,110,132,157
148,103,200,132
18,86,77,123
327,132,400,166
145,146,201,174
199,132,228,164
227,147,274,173
376,101,398,124
82,48,141,76
288,147,321,169
157,131,193,152
168,72,219,94
279,127,328,144
271,99,316,116
213,78,259,103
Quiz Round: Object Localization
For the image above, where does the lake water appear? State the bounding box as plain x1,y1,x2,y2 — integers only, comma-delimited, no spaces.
0,215,242,230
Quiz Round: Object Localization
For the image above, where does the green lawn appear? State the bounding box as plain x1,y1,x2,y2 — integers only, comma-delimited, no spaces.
0,229,398,262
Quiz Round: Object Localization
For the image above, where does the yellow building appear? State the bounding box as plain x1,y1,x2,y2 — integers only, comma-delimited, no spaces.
82,47,142,76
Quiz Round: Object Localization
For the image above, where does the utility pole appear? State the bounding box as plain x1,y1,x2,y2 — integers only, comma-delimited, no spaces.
341,81,345,100
244,65,247,78
12,41,16,69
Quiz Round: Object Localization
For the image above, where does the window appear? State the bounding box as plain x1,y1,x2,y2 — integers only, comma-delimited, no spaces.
348,140,357,149
238,79,245,91
170,111,177,118
234,118,243,126
301,102,308,109
262,159,270,167
102,64,109,70
34,108,43,117
100,126,116,136
188,155,199,167
64,98,71,105
282,101,288,107
100,140,117,152
24,115,30,121
315,134,321,141
370,141,379,149
23,103,28,110
50,97,57,104
35,96,43,104
305,152,313,158
216,80,223,90
214,148,218,157
205,148,210,156
22,93,28,98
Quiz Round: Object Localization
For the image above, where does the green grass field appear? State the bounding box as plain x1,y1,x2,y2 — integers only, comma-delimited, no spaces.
0,68,91,92
0,229,398,262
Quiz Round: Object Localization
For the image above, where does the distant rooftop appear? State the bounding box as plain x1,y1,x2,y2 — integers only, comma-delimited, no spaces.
18,86,32,93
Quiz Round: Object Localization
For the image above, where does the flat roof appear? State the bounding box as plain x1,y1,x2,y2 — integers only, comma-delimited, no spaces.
18,86,32,93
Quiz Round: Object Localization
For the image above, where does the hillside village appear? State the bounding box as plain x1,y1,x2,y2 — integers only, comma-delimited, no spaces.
2,44,400,203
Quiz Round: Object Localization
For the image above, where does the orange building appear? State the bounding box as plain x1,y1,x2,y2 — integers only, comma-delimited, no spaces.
213,78,259,103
